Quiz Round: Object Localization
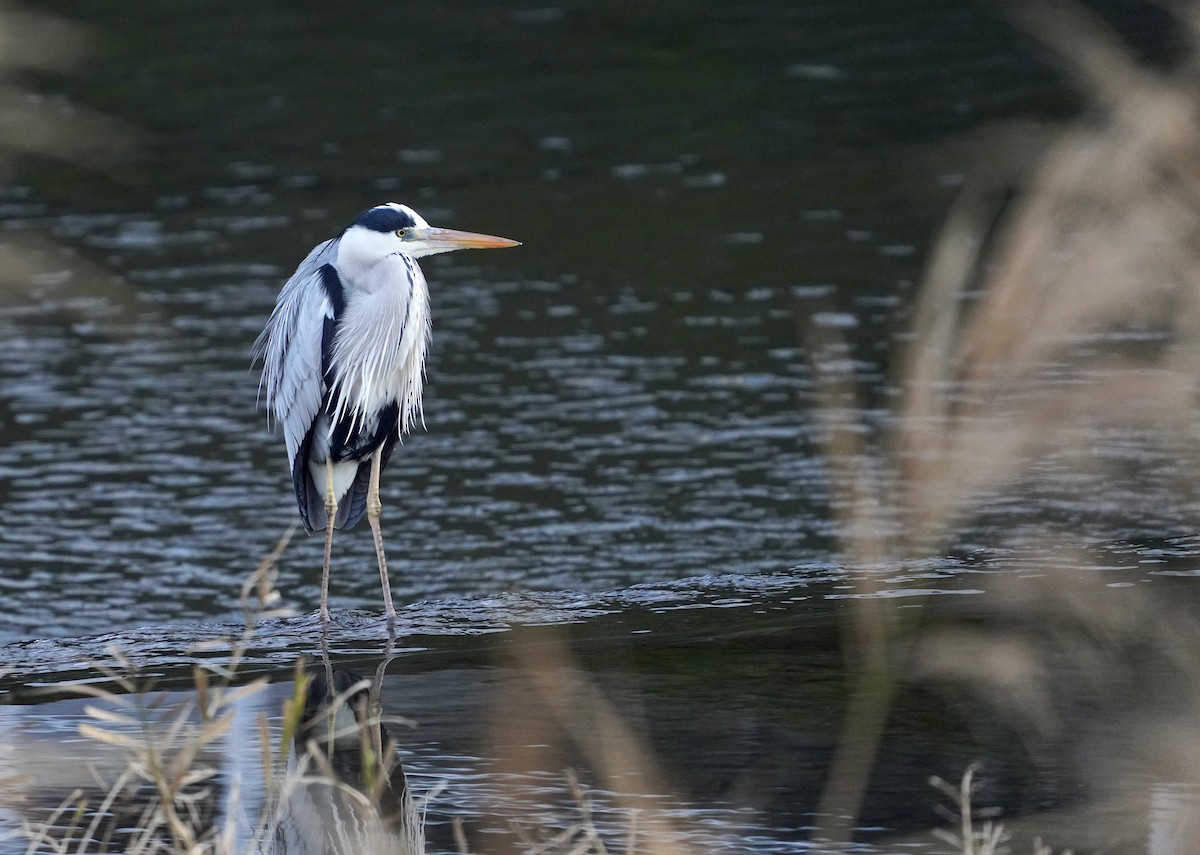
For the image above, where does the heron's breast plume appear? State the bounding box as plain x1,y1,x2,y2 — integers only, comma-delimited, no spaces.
327,259,430,436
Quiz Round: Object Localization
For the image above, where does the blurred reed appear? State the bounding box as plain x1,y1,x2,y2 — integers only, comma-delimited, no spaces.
803,0,1200,849
0,3,131,313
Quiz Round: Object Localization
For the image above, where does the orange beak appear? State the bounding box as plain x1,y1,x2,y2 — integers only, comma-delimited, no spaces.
421,227,521,250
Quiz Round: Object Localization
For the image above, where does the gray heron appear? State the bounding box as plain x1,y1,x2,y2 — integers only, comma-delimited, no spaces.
254,203,519,624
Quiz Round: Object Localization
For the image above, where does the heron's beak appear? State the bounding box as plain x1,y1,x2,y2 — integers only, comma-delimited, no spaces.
420,227,520,250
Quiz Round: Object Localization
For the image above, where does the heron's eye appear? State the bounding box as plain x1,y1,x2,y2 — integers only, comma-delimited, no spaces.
396,228,408,238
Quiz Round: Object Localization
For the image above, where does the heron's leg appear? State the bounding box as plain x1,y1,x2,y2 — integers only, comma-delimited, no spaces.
370,636,397,770
321,457,337,625
367,448,397,627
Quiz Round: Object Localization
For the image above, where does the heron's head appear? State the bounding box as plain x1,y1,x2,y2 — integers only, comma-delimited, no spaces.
340,202,519,266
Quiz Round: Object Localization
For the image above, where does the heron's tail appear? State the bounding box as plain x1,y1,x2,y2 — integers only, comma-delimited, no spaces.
293,455,370,533
336,462,371,530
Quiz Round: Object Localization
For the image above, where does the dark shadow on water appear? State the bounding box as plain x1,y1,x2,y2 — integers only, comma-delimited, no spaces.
0,570,848,700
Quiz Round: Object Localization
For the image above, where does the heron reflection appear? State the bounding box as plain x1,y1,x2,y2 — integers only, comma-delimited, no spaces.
270,668,422,855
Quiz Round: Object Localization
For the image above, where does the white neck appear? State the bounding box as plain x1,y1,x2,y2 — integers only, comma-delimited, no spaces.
336,229,414,290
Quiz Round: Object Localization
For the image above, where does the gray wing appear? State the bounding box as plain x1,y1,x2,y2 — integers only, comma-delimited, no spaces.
252,238,339,471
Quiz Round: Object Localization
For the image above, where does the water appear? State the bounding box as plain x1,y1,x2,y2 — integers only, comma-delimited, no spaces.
3,552,1200,853
0,0,1080,638
2,1,1200,852
0,221,831,638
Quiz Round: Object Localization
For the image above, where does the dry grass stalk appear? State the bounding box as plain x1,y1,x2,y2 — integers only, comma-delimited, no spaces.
483,627,695,855
12,539,635,855
896,1,1200,548
931,765,1008,855
508,771,617,855
11,546,285,854
0,4,136,326
805,319,905,842
17,663,243,853
801,0,1200,846
931,765,1076,855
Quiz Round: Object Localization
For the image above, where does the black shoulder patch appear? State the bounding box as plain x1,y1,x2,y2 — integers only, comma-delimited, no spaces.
317,263,346,317
317,263,344,385
320,313,337,386
354,205,416,233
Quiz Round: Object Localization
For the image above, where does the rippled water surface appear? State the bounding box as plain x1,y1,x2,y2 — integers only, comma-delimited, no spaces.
0,0,1017,639
0,219,835,639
